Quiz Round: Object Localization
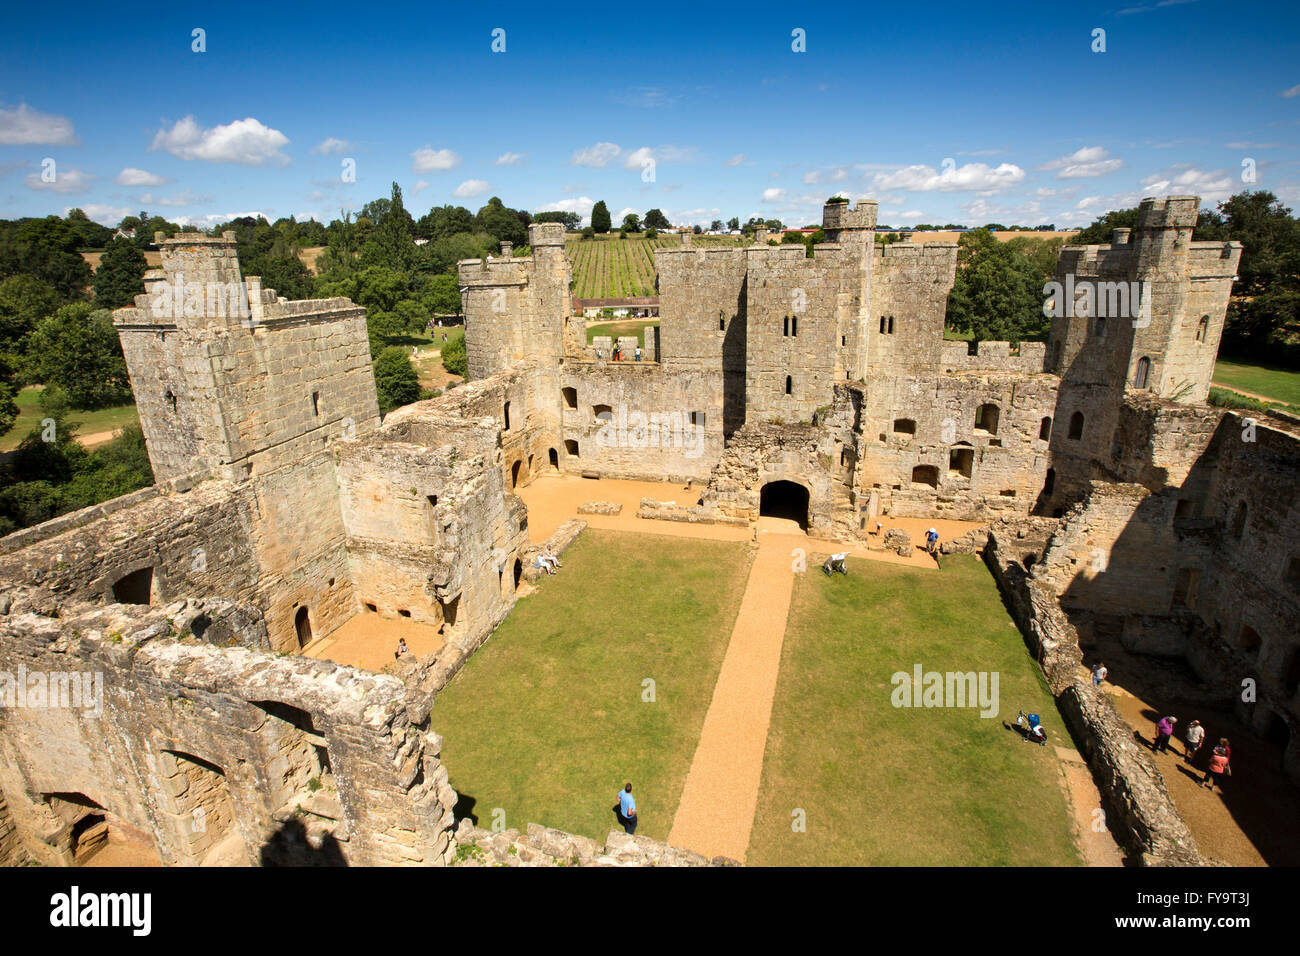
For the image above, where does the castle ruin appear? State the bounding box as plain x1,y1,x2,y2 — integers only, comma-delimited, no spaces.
1,196,1297,867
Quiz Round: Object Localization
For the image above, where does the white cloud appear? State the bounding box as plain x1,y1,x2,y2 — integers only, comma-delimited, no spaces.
762,188,786,202
152,116,291,166
453,179,490,198
116,167,168,187
170,210,271,229
69,204,131,227
897,210,927,221
870,162,1026,193
1040,146,1124,179
0,104,78,146
495,152,526,166
1139,165,1235,203
623,146,655,171
412,180,430,195
803,170,821,184
538,196,596,223
1281,84,1300,98
616,207,641,221
312,137,351,154
411,146,461,173
726,154,749,166
572,142,621,167
1225,141,1281,149
25,167,94,194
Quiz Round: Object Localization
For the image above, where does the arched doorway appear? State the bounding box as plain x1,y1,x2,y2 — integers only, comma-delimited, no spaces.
513,558,522,589
294,607,312,648
759,480,809,530
548,448,559,470
510,460,522,488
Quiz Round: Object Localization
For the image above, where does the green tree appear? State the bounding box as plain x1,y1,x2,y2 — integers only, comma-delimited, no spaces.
475,197,528,247
374,182,417,270
92,238,148,309
944,229,1045,345
422,273,461,318
581,227,595,240
373,346,422,413
30,304,132,408
727,217,739,231
644,209,671,231
533,211,581,230
591,201,612,234
440,334,467,377
622,213,642,233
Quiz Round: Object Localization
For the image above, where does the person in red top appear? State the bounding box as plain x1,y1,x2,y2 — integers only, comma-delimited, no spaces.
1202,747,1231,791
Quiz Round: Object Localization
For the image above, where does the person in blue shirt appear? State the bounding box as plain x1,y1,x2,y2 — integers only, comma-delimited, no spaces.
617,783,637,834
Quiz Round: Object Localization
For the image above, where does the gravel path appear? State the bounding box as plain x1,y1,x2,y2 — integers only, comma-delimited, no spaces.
666,535,798,861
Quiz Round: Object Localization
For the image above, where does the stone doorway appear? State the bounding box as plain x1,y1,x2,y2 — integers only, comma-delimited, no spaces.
295,606,313,648
759,480,809,530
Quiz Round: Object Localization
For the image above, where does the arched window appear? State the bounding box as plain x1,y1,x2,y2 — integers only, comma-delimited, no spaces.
785,375,793,395
888,316,895,333
911,465,939,488
791,315,798,336
975,403,999,435
562,387,577,409
1039,416,1052,441
1068,411,1084,440
783,316,789,337
1196,316,1208,342
1134,356,1150,389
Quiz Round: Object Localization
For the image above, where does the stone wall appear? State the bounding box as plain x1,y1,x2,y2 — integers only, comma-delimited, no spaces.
983,524,1206,866
0,587,456,866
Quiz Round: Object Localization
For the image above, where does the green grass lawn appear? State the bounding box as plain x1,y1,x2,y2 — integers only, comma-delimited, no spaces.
586,319,659,347
1,386,139,452
431,529,753,842
747,555,1080,866
1212,357,1300,409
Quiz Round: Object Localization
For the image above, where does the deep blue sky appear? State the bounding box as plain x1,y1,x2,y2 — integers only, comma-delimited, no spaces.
2,0,1297,229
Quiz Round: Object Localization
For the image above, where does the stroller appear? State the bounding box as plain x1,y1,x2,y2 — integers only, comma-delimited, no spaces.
822,552,850,576
1015,710,1047,747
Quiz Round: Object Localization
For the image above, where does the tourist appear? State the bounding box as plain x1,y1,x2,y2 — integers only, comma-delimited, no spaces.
635,345,642,362
542,545,562,570
617,783,637,835
1217,738,1232,762
1091,662,1108,687
925,528,939,555
395,637,409,660
535,552,556,576
1202,747,1231,791
1153,715,1178,753
1184,719,1205,763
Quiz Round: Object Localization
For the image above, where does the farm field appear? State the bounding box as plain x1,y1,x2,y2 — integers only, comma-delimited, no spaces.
586,319,659,347
566,234,742,299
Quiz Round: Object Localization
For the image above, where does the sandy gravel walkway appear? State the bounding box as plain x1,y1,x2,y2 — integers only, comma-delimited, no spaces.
666,535,799,861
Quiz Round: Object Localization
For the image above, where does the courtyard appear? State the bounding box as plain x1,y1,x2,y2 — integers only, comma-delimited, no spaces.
430,480,1102,864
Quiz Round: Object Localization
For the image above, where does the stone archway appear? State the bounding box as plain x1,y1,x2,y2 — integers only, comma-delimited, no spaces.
759,480,809,530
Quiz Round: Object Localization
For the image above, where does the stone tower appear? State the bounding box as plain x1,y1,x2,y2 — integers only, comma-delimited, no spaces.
112,232,380,483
